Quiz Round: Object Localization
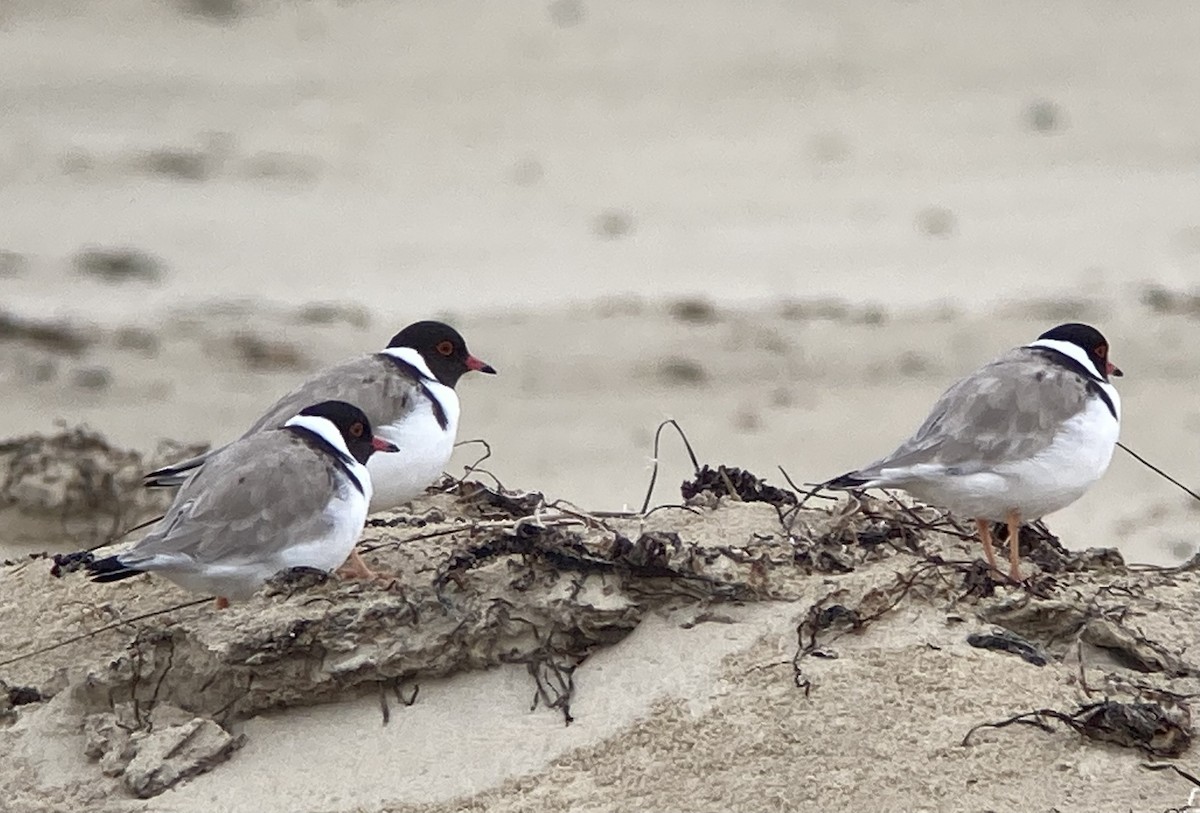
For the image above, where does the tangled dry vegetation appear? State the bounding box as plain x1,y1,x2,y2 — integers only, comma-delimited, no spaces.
1,429,1199,800
0,426,207,555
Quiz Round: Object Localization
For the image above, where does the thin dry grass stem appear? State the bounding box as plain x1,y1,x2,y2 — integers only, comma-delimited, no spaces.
1117,441,1200,503
87,512,165,555
2,512,167,579
777,467,837,507
363,514,589,554
1127,552,1200,574
1140,761,1200,788
643,503,701,518
792,565,939,694
775,466,837,535
639,419,701,514
446,438,493,491
0,597,211,669
717,468,743,502
1071,637,1104,697
456,465,505,492
378,679,419,726
961,700,1192,758
543,498,625,533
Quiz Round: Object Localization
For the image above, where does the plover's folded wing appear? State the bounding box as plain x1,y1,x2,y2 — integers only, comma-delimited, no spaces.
839,349,1094,486
242,354,424,436
117,433,341,574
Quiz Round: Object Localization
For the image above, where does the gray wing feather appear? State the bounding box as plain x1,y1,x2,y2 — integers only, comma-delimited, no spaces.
855,348,1091,479
143,448,219,487
241,354,421,436
145,354,419,487
124,431,342,569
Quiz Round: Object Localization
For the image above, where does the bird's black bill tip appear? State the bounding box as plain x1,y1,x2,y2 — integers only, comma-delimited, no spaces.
466,354,497,375
371,437,400,453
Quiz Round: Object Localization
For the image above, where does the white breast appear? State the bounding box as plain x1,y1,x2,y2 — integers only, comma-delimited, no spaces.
367,379,460,511
273,475,370,573
164,467,371,600
905,393,1120,521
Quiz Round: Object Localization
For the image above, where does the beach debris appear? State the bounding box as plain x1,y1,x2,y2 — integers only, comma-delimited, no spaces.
681,464,796,507
73,246,164,284
294,301,371,329
593,208,633,239
1025,98,1064,132
0,680,42,723
49,549,96,577
993,519,1125,574
259,566,331,599
1080,619,1199,677
978,596,1200,677
963,700,1192,758
793,572,929,691
657,356,707,386
228,330,312,371
8,430,1200,800
977,597,1090,645
0,249,27,277
0,310,92,355
458,480,545,518
1141,284,1200,316
0,426,206,551
667,298,719,325
84,706,244,797
966,628,1049,667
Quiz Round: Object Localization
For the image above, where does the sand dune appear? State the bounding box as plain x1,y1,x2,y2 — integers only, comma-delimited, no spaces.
3,1,1200,810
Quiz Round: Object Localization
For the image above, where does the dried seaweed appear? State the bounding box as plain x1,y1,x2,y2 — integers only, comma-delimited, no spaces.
792,567,934,693
990,519,1126,575
681,464,797,507
1,679,42,721
963,700,1192,757
966,629,1048,666
8,414,1200,802
0,427,204,555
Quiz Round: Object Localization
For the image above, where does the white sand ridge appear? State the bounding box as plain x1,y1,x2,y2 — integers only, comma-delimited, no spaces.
1,462,1199,812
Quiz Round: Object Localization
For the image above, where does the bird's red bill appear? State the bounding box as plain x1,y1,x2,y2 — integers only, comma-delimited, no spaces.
372,437,400,453
466,354,497,374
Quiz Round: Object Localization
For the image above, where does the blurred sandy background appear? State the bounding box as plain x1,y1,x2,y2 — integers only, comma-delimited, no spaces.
2,0,1200,563
6,4,1200,813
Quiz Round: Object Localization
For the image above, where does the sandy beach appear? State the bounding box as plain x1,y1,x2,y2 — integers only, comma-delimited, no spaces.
3,1,1200,811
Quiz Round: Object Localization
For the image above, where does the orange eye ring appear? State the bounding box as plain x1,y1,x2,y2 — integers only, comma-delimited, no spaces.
350,422,364,438
437,340,454,356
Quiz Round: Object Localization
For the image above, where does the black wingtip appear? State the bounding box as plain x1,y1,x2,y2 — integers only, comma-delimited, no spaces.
142,459,200,489
824,472,869,490
142,468,185,489
142,479,178,489
85,555,143,583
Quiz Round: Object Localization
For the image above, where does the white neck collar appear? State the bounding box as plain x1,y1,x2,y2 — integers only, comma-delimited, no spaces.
1026,338,1106,381
284,414,354,459
283,413,372,497
380,346,438,383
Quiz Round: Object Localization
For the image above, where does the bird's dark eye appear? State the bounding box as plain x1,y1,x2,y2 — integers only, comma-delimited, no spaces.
350,421,364,438
437,340,454,356
1094,344,1107,359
